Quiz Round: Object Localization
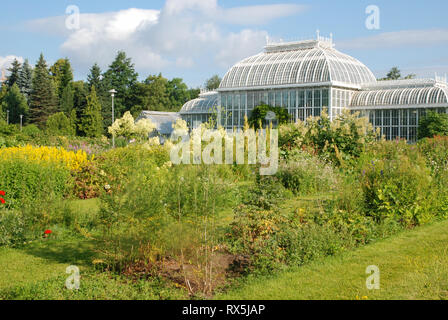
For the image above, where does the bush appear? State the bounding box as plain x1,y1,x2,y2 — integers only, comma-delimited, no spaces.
279,109,378,166
359,141,433,227
0,210,28,246
0,159,72,209
276,150,338,195
418,111,448,140
46,112,75,137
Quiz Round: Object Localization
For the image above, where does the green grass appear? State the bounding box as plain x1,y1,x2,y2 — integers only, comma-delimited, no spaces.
218,219,448,300
0,199,187,300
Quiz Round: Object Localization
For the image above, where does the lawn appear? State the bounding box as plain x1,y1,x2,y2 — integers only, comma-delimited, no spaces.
0,199,187,300
218,219,448,300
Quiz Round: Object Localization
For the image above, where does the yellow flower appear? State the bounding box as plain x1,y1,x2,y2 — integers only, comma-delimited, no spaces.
0,145,90,171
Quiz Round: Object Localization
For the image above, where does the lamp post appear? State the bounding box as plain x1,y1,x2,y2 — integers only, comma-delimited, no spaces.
109,89,117,148
6,110,9,125
19,115,23,131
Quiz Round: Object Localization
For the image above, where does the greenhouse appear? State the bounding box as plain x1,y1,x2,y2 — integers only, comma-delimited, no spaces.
180,35,448,141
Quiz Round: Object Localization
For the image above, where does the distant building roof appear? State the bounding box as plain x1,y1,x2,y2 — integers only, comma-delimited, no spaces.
137,111,181,136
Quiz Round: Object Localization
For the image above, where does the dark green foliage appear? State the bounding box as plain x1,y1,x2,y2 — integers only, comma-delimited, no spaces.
50,58,74,100
102,51,138,119
418,111,448,139
6,59,21,88
0,160,72,210
60,84,74,115
205,75,222,91
78,86,103,138
46,112,75,136
29,54,58,127
1,84,28,124
17,59,33,100
249,104,290,128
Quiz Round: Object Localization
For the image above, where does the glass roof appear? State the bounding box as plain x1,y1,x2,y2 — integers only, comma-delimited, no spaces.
180,91,218,114
351,86,448,107
219,40,376,89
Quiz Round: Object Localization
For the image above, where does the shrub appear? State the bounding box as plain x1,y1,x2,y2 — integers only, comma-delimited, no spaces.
0,210,28,246
0,159,72,209
46,112,75,137
22,125,41,139
360,141,433,227
279,109,378,166
276,150,338,195
249,105,290,128
418,111,448,140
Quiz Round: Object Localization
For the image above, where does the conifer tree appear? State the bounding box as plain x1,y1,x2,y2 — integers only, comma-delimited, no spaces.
29,54,58,126
79,86,103,137
17,59,33,100
60,84,74,115
6,59,21,87
87,63,103,94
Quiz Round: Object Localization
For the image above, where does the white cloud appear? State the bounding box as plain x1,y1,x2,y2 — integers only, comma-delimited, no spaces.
25,1,306,84
338,29,448,50
0,55,24,73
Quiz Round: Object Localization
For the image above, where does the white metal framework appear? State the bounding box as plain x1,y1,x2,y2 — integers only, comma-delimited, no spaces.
219,39,376,89
180,91,219,128
179,36,448,142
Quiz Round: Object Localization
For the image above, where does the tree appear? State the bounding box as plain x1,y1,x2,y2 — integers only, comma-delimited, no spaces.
144,74,170,111
1,84,28,124
60,84,74,115
46,112,75,136
29,54,58,127
50,58,74,100
167,78,193,110
418,111,448,140
249,104,290,128
87,63,103,93
102,51,138,118
6,59,21,87
205,75,221,91
380,67,416,81
78,86,103,138
17,59,33,100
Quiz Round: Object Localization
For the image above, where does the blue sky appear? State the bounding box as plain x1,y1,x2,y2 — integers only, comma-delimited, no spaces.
1,0,447,87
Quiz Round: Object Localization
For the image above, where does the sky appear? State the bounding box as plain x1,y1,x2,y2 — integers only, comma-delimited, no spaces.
0,0,447,88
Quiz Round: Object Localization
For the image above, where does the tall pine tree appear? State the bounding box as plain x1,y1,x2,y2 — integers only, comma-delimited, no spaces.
102,51,138,120
30,54,58,126
50,58,73,100
17,59,33,100
6,59,21,88
79,86,103,138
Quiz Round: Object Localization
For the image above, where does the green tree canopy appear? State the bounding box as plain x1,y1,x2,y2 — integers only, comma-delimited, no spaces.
205,75,222,91
249,104,290,128
50,58,74,100
102,51,138,118
1,83,28,124
418,111,448,140
379,67,416,81
78,86,103,138
46,112,75,136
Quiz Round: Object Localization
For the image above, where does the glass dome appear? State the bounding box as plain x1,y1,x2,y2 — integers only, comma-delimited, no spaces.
219,39,376,89
180,91,219,114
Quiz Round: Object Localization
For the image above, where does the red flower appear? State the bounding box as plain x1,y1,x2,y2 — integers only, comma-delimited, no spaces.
44,230,52,235
0,198,4,204
0,191,5,196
